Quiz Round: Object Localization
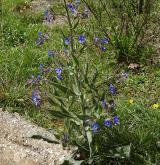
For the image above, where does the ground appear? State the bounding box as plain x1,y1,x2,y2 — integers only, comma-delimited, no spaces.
0,108,71,165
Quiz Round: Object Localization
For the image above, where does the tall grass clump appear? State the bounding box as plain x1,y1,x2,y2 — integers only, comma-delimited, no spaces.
83,0,158,63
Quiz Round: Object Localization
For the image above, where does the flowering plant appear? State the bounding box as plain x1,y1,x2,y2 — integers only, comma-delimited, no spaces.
30,0,131,164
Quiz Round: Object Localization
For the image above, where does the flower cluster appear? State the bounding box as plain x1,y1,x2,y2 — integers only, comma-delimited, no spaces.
32,89,41,106
92,116,119,133
64,37,71,45
78,35,86,44
67,1,90,19
109,84,117,95
48,50,54,57
35,32,49,46
67,3,77,14
94,36,110,52
91,98,119,133
55,68,62,80
64,34,86,46
44,10,54,23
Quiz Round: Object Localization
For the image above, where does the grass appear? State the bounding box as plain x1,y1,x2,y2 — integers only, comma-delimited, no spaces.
1,0,160,164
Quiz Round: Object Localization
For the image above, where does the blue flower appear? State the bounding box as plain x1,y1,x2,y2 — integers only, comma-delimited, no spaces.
37,74,41,80
30,75,36,84
55,68,62,80
104,119,112,127
122,72,129,78
71,8,77,14
113,116,119,125
38,32,43,37
109,99,115,109
48,50,54,57
67,3,74,9
57,74,62,80
39,64,43,73
109,84,117,95
102,100,107,109
64,38,70,45
92,122,99,133
94,37,100,43
55,68,62,75
99,45,107,52
35,38,44,45
44,10,54,23
44,10,49,17
101,38,109,44
44,68,51,74
67,3,77,14
32,90,41,106
78,35,86,44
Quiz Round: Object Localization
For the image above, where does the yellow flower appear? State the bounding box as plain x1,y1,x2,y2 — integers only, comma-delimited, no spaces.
152,103,159,109
128,99,134,104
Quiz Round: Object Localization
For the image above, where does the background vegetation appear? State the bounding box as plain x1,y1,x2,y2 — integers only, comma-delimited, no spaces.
0,0,160,164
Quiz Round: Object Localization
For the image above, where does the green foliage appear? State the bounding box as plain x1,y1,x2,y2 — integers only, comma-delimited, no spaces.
2,18,27,47
43,1,131,164
84,0,158,63
1,0,160,164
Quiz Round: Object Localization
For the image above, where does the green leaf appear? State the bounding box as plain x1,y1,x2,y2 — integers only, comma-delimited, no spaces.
86,127,93,158
48,97,73,118
51,82,75,95
70,118,83,126
72,54,79,67
79,45,87,53
108,144,131,159
72,84,81,96
92,69,98,83
60,150,86,165
48,97,82,125
48,97,62,106
84,63,89,84
156,141,160,148
61,155,85,165
48,109,73,119
73,18,79,30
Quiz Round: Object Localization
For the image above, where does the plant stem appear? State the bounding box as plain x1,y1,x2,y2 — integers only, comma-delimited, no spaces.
63,0,85,116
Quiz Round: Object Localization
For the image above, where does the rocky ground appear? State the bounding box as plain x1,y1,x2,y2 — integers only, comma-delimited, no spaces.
0,108,71,165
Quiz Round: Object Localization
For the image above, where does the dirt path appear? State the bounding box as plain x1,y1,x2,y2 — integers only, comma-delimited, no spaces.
0,108,70,165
